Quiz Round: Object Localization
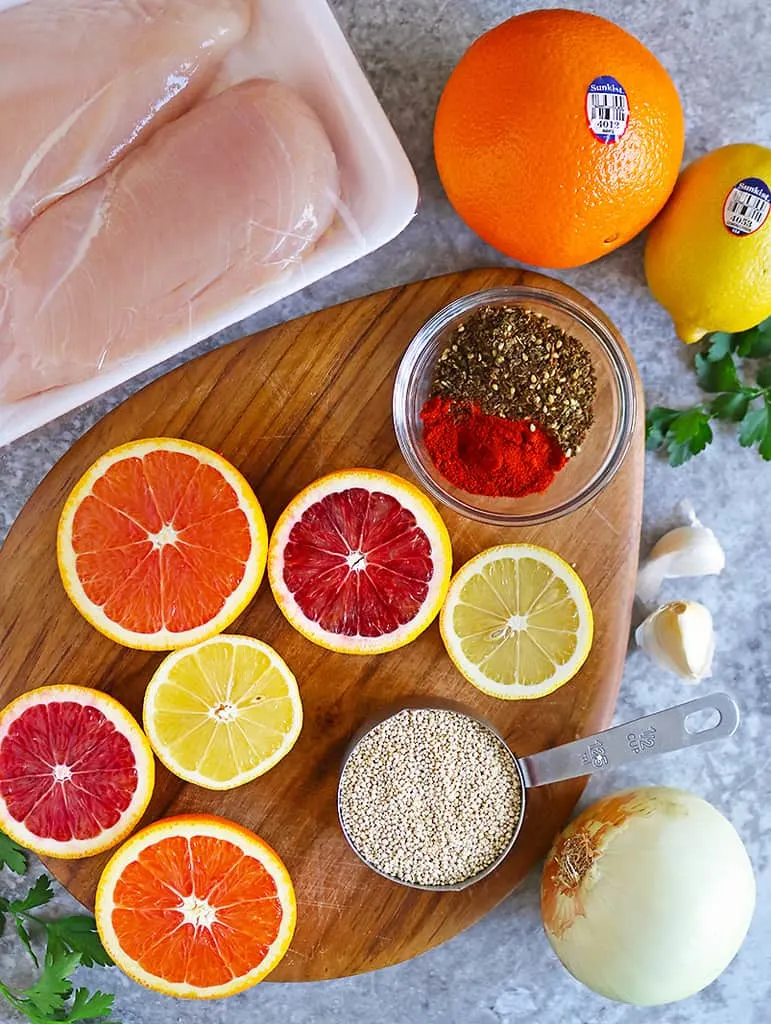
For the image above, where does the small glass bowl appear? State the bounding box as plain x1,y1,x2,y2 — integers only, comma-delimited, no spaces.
393,286,637,526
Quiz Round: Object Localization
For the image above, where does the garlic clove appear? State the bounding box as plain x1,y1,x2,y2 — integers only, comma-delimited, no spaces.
635,600,715,683
636,509,725,604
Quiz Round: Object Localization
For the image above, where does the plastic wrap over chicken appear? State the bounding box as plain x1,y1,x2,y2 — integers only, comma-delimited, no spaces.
0,0,252,243
0,2,342,402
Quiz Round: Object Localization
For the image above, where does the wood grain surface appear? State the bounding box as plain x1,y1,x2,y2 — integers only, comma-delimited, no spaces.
0,268,644,981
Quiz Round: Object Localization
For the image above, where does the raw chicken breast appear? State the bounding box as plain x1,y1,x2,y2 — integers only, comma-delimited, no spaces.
0,0,250,242
0,79,340,401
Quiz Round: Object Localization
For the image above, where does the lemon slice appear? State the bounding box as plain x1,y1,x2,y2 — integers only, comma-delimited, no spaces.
143,635,302,790
440,545,593,700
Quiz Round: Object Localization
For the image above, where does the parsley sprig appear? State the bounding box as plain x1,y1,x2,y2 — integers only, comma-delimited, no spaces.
646,317,771,465
0,831,117,1024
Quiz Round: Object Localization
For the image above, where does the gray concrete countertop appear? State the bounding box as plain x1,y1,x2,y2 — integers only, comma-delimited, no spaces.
1,1,769,1022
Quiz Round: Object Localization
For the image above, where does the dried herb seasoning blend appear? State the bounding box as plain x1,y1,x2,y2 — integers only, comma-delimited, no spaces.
431,305,597,457
339,708,522,887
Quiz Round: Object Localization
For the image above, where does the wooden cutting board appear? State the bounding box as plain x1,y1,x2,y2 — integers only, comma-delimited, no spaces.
0,268,644,982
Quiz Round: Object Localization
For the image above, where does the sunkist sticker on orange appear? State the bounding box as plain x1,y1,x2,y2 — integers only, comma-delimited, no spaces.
585,76,630,143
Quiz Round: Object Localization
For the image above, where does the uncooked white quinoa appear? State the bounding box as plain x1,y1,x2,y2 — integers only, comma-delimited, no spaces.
338,708,522,886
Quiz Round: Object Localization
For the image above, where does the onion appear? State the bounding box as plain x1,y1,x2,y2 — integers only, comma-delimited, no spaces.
541,786,755,1005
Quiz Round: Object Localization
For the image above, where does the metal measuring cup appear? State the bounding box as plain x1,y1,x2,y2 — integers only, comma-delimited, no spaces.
337,692,740,892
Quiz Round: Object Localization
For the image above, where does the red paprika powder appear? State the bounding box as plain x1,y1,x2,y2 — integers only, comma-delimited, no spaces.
420,397,566,498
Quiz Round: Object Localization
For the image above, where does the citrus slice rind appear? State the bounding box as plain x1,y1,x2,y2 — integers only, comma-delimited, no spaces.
57,438,268,651
268,469,452,655
0,685,154,859
95,814,296,999
143,636,303,791
440,544,593,700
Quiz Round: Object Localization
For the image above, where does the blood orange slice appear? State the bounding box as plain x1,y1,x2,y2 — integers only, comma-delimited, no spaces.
0,685,154,859
268,469,452,654
96,814,296,998
57,438,267,650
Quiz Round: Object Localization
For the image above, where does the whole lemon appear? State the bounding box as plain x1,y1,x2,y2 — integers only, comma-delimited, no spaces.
645,143,771,343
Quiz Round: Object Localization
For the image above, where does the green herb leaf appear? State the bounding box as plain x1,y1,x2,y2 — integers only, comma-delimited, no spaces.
695,352,740,393
48,917,113,969
0,981,40,1024
0,831,28,875
665,409,713,465
739,401,770,449
646,406,713,466
645,406,681,450
15,917,39,969
10,876,55,915
666,441,698,467
757,363,771,389
760,396,771,461
0,853,118,1024
734,317,771,358
668,408,711,443
1,941,116,1024
21,943,79,1018
67,987,117,1023
710,392,752,421
705,331,734,361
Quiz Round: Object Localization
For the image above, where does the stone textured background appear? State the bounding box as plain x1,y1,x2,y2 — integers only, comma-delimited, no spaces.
1,1,769,1021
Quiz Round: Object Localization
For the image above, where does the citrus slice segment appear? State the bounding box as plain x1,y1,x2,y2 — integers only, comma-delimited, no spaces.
143,636,303,791
96,814,296,998
57,438,268,650
0,685,154,858
440,544,593,700
268,469,452,654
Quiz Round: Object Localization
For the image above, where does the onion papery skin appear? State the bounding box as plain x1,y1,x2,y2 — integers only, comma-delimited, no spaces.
541,786,755,1005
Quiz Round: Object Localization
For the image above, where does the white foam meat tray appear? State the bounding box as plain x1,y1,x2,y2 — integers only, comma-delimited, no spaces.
0,0,419,446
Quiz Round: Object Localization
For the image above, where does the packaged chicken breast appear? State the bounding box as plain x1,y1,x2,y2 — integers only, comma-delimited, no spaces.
0,0,418,444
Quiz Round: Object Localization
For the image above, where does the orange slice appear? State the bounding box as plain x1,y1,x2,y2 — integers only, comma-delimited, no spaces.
96,814,296,998
57,438,267,650
268,469,452,654
0,685,154,859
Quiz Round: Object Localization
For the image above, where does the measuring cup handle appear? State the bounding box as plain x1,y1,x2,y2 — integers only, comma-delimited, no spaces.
519,692,740,787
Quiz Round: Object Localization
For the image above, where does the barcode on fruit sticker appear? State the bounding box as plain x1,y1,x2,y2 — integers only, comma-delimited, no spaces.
586,76,629,144
723,177,771,237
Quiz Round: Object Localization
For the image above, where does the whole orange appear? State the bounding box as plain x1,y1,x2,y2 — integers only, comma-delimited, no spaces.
434,10,685,269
